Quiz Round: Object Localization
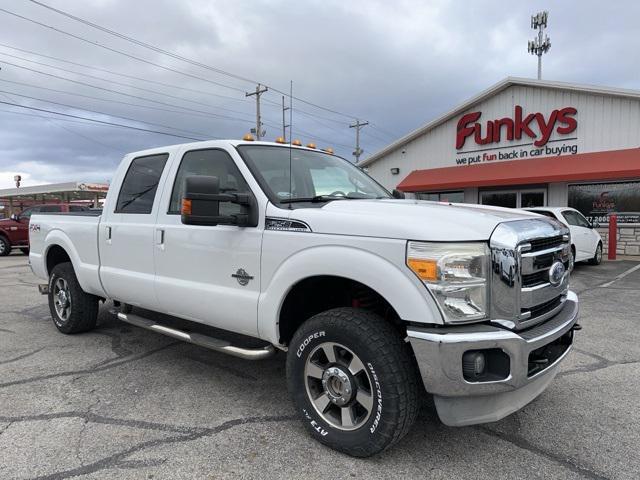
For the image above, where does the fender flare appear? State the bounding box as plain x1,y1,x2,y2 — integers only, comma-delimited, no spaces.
257,245,443,344
43,229,104,296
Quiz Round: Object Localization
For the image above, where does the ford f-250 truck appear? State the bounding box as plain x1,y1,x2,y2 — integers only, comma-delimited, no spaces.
29,139,579,457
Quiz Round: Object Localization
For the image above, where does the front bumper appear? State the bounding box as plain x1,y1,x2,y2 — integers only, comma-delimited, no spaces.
407,290,579,427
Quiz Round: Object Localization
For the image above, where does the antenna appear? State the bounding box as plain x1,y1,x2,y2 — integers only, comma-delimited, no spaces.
288,80,293,210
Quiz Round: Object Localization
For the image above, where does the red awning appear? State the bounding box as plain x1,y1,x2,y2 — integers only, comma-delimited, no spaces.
397,148,640,192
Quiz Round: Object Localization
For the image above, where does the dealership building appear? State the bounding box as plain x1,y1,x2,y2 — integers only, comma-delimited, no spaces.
362,77,640,256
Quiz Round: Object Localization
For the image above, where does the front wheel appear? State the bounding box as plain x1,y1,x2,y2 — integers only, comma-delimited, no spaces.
48,262,98,334
286,308,420,457
590,243,603,265
0,236,10,256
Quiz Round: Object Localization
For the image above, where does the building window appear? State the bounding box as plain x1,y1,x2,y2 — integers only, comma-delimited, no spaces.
479,188,546,209
416,191,464,203
568,182,640,225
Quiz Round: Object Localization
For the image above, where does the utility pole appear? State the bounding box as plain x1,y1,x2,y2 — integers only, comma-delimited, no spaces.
350,119,369,163
245,83,268,140
528,11,551,80
281,95,290,141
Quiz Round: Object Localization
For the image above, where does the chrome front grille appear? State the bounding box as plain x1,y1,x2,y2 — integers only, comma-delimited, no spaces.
489,218,571,330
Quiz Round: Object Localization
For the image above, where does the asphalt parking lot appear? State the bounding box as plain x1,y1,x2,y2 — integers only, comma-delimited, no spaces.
1,253,639,480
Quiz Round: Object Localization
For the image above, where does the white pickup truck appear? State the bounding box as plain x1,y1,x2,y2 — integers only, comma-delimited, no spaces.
29,139,579,457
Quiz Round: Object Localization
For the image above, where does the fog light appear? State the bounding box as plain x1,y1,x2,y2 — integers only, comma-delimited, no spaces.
463,351,486,380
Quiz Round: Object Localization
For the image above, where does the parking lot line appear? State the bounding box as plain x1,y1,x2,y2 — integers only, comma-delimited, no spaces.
600,262,640,288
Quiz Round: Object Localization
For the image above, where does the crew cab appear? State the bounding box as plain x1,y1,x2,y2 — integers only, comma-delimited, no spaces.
29,140,580,457
0,203,89,256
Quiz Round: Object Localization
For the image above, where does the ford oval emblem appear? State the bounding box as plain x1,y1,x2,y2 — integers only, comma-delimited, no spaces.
548,261,566,286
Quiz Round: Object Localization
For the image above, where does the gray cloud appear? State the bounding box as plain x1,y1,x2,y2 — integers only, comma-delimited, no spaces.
0,0,638,188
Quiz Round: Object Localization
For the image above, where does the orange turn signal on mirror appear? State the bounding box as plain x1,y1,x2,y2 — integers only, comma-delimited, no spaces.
407,258,438,281
181,198,192,215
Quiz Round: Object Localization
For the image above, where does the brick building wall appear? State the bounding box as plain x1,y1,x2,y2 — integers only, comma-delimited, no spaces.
596,226,640,257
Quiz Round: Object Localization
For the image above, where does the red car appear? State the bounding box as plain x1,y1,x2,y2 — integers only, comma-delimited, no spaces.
0,204,90,256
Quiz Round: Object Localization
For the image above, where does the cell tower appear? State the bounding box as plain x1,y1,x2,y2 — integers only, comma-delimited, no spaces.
528,11,551,80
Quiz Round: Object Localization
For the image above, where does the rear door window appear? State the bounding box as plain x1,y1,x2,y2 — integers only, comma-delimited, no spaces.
69,205,86,212
116,153,169,214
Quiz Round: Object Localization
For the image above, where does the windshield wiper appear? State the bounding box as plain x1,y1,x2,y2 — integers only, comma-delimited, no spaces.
280,195,348,204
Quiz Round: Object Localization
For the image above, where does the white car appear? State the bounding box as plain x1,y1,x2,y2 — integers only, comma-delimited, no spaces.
524,207,603,265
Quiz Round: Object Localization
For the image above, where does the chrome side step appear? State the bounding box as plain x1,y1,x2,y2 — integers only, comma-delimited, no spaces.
116,312,276,360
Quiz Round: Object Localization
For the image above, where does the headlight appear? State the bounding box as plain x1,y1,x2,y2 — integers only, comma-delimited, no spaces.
406,241,489,323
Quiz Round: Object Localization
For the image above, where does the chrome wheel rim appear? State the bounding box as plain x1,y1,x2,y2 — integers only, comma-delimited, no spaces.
304,342,374,431
53,278,71,321
596,245,602,263
0,240,6,254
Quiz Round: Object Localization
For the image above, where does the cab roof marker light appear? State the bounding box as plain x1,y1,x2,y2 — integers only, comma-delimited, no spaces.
243,133,255,141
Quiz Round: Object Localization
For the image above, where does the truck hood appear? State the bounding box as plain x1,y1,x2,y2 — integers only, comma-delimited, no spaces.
280,199,541,241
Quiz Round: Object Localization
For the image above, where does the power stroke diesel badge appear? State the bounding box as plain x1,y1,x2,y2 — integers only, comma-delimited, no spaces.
231,268,254,286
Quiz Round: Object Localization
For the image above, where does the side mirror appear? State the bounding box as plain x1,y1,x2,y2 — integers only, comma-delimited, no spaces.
180,175,257,227
10,214,19,221
392,189,405,199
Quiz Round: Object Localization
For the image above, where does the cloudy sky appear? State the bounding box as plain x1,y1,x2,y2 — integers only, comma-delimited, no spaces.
0,0,638,188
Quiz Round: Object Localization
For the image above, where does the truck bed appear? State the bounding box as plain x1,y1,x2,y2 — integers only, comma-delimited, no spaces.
29,212,106,298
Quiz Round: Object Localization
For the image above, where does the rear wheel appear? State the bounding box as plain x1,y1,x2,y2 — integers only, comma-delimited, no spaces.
286,307,420,457
48,262,98,334
590,243,603,265
0,236,10,256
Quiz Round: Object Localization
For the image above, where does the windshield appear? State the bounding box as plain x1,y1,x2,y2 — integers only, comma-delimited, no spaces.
237,145,391,204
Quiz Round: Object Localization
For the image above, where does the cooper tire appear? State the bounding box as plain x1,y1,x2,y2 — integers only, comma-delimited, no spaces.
590,243,603,265
48,262,98,334
286,307,420,457
0,236,10,256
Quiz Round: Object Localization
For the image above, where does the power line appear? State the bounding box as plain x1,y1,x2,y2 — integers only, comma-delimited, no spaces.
0,6,381,137
369,123,400,140
0,6,247,93
0,59,255,124
0,77,242,121
24,1,363,120
0,42,257,106
0,44,356,142
28,0,257,86
0,87,214,138
0,100,206,141
0,51,255,121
